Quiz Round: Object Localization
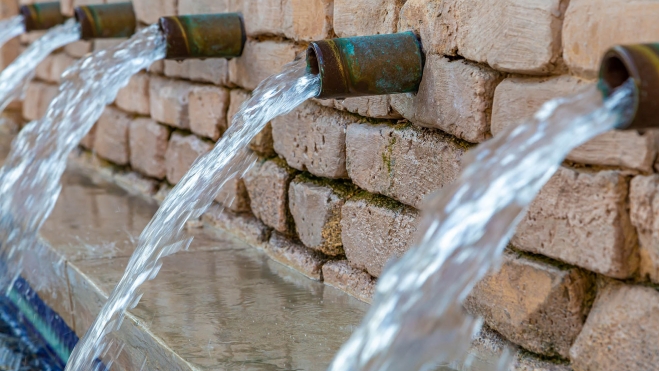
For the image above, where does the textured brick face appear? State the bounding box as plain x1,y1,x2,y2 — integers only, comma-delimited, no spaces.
188,85,229,141
229,40,302,91
23,81,58,121
629,175,659,283
334,0,404,36
164,132,213,184
116,73,151,116
149,76,193,129
129,118,170,180
93,107,132,166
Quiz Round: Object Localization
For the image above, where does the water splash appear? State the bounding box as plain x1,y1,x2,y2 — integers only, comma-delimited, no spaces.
65,58,319,370
328,80,636,371
0,24,166,300
0,16,24,55
0,18,80,114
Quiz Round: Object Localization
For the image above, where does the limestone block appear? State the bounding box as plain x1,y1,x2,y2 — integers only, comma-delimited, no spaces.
0,0,18,18
61,0,104,17
214,175,251,213
391,55,501,143
272,101,358,179
322,260,375,303
398,0,568,74
629,175,659,283
115,73,150,116
229,40,301,91
465,251,594,358
178,0,238,14
265,232,327,280
570,281,659,371
22,81,58,121
64,40,92,58
133,0,176,25
334,0,404,36
512,167,637,279
79,124,96,150
316,96,403,119
50,52,76,83
563,0,659,78
289,176,357,256
20,30,45,44
188,59,230,86
128,118,170,180
35,54,55,82
228,89,275,156
242,0,284,36
203,203,272,248
93,38,125,51
341,194,420,277
282,0,333,41
0,38,20,71
189,85,229,141
149,75,193,129
492,76,658,173
346,123,468,209
243,158,297,235
164,132,213,184
93,106,132,165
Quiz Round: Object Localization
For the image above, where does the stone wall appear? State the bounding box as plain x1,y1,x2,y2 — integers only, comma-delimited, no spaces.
7,0,659,370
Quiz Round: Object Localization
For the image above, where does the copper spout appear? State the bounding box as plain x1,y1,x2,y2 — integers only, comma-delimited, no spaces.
74,3,136,40
20,2,65,32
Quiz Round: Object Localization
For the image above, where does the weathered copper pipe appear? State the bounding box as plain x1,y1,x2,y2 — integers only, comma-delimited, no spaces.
74,3,136,40
306,32,424,99
158,13,245,60
599,44,659,130
19,2,65,32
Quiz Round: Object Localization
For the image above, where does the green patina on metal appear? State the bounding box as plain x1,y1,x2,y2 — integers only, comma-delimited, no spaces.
307,31,424,99
159,13,246,60
20,2,65,32
74,2,136,40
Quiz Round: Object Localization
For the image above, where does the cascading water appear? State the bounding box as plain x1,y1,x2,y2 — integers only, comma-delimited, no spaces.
0,16,25,54
64,58,320,370
0,24,165,300
327,80,637,371
0,18,80,114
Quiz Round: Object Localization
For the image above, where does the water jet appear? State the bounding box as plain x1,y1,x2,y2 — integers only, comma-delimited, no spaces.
19,2,65,32
306,32,424,99
158,13,246,60
74,2,136,40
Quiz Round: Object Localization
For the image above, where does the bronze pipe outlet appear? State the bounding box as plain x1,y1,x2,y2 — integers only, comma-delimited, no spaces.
20,2,65,32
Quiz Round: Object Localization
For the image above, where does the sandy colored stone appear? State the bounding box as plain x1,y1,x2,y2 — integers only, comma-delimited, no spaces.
164,132,213,184
64,40,92,58
334,0,404,36
113,170,160,197
164,59,229,86
316,96,403,119
149,75,193,129
115,72,150,116
570,281,659,371
79,123,96,150
0,37,20,71
203,203,272,248
512,167,637,279
93,106,132,165
341,194,420,277
50,52,76,83
346,123,467,209
563,0,659,78
228,89,275,156
178,0,238,14
391,55,501,143
289,177,355,256
242,0,284,36
465,251,594,358
629,175,659,283
0,0,18,18
129,117,170,180
229,40,302,90
20,30,46,44
22,81,58,121
398,0,568,74
189,85,229,141
133,0,176,24
93,38,126,51
322,260,375,303
265,232,327,281
35,54,55,82
492,76,658,173
214,175,251,213
60,0,104,17
282,0,333,41
243,158,297,235
272,101,358,179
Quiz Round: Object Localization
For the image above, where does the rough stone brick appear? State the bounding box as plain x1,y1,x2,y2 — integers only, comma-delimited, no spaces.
149,75,193,129
346,123,468,209
272,101,357,179
322,260,376,303
391,55,501,143
214,175,251,213
115,73,150,116
22,81,58,121
316,96,403,119
50,52,76,83
512,167,637,279
188,59,230,86
341,194,420,277
265,232,327,280
164,132,213,184
243,158,297,235
133,0,176,25
334,0,404,37
465,251,594,358
242,0,284,36
229,40,302,91
203,203,272,248
20,30,45,44
228,89,275,156
64,40,92,58
570,281,659,371
113,170,160,197
0,38,20,71
563,0,659,78
0,0,18,18
35,54,55,82
93,106,132,165
282,0,333,41
398,0,568,74
629,175,659,283
178,0,238,14
189,85,229,141
289,176,357,256
93,38,126,51
79,124,96,150
61,0,105,17
492,76,658,173
129,118,170,180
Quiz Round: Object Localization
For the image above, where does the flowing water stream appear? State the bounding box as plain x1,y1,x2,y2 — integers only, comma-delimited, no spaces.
327,80,637,371
64,58,320,370
0,16,25,55
0,19,80,114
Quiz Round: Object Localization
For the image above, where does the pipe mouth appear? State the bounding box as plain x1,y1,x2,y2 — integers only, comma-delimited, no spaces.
19,2,65,32
306,45,320,76
601,52,632,91
73,3,136,40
